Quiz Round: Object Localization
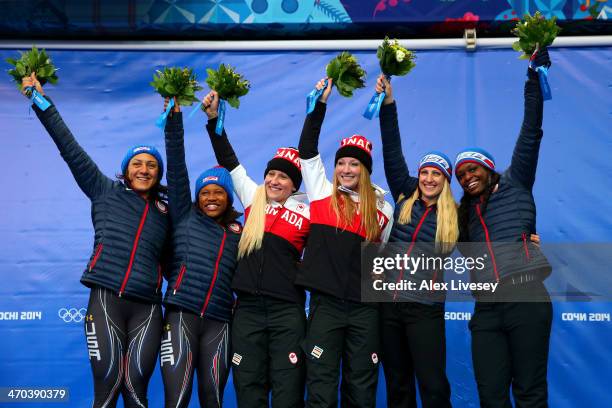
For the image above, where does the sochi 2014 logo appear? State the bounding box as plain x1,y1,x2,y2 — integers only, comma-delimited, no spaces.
58,307,87,323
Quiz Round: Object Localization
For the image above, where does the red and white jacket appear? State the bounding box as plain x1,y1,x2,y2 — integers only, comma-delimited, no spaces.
295,154,393,302
230,165,311,304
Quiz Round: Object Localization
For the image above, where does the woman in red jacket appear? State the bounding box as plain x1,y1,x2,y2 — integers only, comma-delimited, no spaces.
297,79,394,408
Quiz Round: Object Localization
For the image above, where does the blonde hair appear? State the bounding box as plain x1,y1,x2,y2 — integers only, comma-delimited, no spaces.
238,185,267,259
331,163,380,242
397,178,458,253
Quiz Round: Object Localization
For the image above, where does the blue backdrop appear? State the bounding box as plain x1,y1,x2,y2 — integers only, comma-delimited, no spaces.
0,46,611,406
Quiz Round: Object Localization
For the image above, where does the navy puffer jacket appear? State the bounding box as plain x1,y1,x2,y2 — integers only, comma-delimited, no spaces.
163,112,241,322
33,100,169,302
379,101,448,303
461,70,552,285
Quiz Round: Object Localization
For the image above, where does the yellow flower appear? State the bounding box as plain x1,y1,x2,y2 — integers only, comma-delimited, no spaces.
395,50,406,63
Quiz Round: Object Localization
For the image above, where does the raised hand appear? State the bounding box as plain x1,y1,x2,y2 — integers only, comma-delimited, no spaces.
316,77,333,104
376,74,394,105
21,72,44,97
163,96,180,113
202,90,219,119
530,46,551,69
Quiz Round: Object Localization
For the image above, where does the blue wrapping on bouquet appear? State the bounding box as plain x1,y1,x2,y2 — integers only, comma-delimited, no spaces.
27,87,51,111
156,97,175,128
363,91,386,120
188,100,203,119
363,75,390,119
306,79,328,114
529,49,552,101
215,99,226,136
535,66,552,101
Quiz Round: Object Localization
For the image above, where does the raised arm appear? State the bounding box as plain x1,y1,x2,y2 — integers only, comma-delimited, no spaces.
163,99,192,222
507,48,550,190
298,78,331,160
24,74,113,200
377,75,419,203
299,79,333,202
203,91,240,172
202,91,257,208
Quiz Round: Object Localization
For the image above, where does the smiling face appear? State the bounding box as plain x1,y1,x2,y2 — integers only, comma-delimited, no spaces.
198,184,229,221
264,170,295,204
418,166,446,204
456,162,491,196
334,157,362,192
126,153,159,197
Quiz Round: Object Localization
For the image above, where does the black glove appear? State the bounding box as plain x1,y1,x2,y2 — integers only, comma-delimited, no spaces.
531,47,551,69
527,47,551,80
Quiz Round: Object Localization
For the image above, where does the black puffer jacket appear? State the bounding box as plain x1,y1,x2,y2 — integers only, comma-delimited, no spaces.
163,113,241,321
380,101,449,303
461,70,552,285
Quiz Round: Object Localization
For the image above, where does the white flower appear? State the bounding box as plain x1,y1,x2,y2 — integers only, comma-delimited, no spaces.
395,50,405,63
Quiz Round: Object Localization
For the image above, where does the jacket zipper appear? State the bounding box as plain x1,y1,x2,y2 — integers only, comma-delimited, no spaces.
200,229,227,317
173,264,187,294
394,206,433,300
475,203,500,282
521,232,531,262
89,243,103,272
119,202,150,297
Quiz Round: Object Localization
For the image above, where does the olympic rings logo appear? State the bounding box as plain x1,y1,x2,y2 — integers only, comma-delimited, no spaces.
57,308,88,323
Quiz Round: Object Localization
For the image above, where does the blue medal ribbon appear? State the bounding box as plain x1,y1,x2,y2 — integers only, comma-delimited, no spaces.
306,79,328,114
363,91,385,120
188,100,203,119
26,87,51,111
529,48,552,101
363,75,390,120
535,66,552,101
215,99,226,136
156,97,175,128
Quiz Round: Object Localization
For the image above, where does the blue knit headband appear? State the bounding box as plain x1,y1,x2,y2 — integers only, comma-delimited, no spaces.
418,151,452,180
454,148,496,174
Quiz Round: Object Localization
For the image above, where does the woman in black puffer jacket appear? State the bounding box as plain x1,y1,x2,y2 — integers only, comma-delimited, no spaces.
161,98,242,408
455,48,553,407
375,74,457,408
22,73,169,408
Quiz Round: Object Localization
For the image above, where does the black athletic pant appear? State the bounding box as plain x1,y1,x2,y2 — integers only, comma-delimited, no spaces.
303,292,380,408
469,281,552,408
85,286,162,408
160,306,231,408
231,294,306,408
379,302,451,408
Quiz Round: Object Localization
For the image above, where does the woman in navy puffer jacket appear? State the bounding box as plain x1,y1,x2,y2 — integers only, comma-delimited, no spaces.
375,74,457,408
160,98,242,408
22,73,169,408
455,48,553,407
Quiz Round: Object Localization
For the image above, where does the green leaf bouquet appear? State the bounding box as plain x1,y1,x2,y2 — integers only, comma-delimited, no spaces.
512,11,561,59
325,52,366,98
151,67,202,106
6,46,58,97
377,37,416,77
205,64,250,108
